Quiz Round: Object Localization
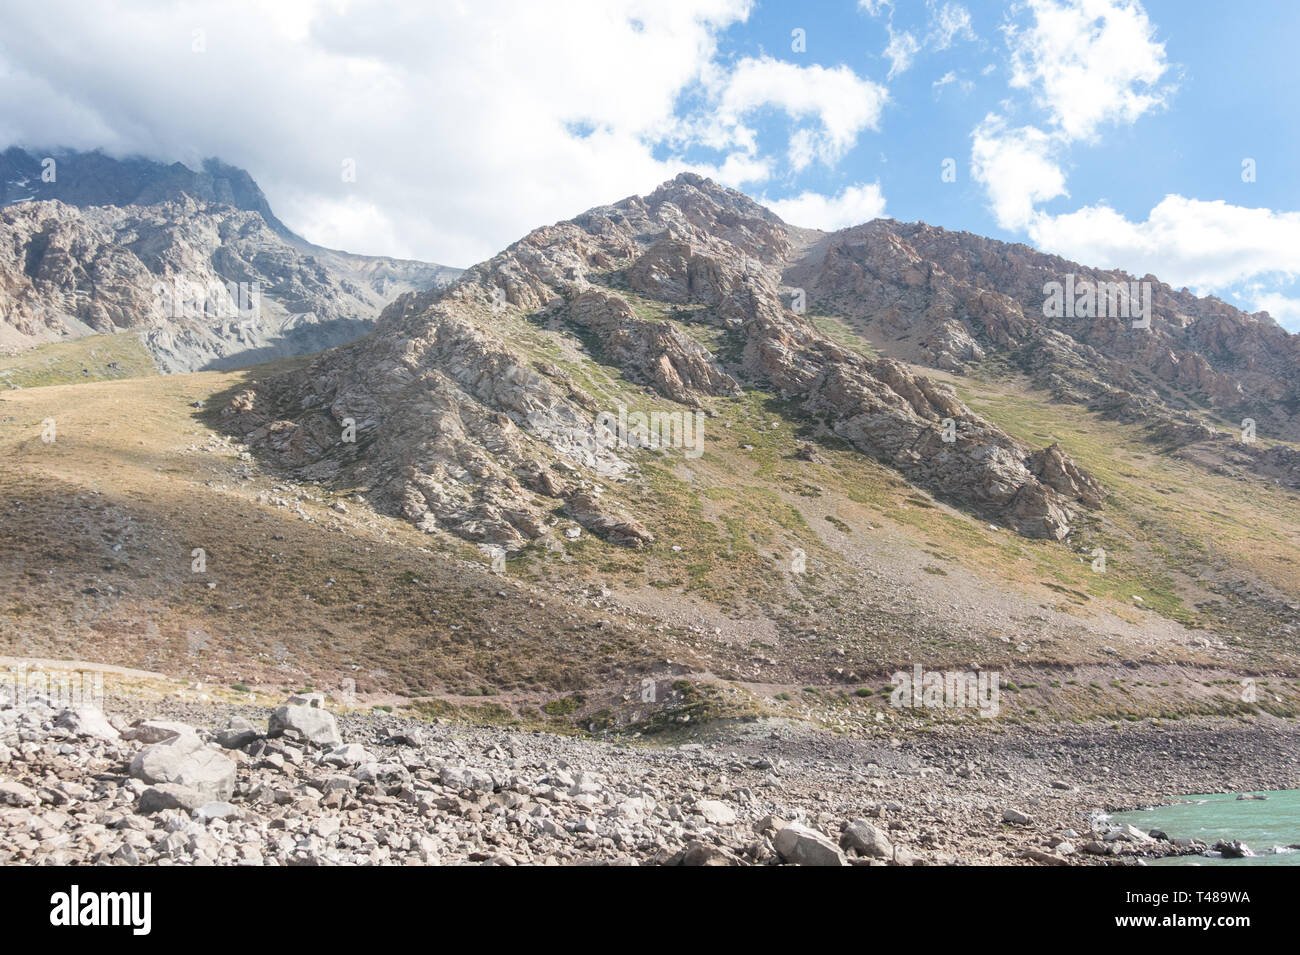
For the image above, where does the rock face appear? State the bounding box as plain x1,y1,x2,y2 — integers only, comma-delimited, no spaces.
802,218,1300,484
225,174,1105,545
0,147,459,368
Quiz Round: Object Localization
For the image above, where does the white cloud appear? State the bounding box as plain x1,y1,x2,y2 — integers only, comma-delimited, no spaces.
1028,196,1300,291
879,2,976,82
1005,0,1171,141
932,70,973,96
1244,290,1300,330
970,116,1068,230
927,2,977,50
764,182,887,230
3,0,890,266
709,56,888,172
884,28,921,79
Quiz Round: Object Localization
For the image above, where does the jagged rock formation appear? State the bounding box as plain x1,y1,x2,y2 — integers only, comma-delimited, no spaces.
0,148,460,368
800,219,1300,485
225,174,1105,547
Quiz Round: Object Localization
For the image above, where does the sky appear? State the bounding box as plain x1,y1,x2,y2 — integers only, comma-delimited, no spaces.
2,0,1299,327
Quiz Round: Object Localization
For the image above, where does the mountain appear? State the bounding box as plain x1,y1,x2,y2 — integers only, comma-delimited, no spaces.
223,173,1107,547
0,148,461,370
799,219,1300,487
3,172,1298,739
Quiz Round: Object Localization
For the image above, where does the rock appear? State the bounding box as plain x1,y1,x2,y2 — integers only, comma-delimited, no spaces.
195,801,244,822
324,743,373,767
564,491,654,548
54,706,120,741
1023,847,1070,866
1002,808,1033,825
286,692,326,708
840,818,893,859
1213,840,1255,859
0,149,460,374
123,720,195,744
0,780,38,807
138,784,209,814
439,765,495,792
268,705,342,748
773,823,850,866
129,733,236,800
891,845,919,866
693,799,737,826
676,842,735,866
215,716,260,749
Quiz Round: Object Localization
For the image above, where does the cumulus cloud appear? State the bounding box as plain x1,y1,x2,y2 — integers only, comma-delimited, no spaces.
1028,196,1300,291
0,0,888,266
709,57,888,172
1004,0,1172,141
764,182,887,230
1245,290,1300,329
970,116,1068,230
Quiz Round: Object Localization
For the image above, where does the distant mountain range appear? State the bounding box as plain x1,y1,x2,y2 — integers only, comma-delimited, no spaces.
0,147,461,370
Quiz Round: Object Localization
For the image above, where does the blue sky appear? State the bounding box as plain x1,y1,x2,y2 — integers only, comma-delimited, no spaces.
2,0,1298,327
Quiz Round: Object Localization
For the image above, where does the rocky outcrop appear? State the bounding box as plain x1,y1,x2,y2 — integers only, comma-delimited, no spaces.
802,219,1300,473
226,173,1104,543
568,288,739,405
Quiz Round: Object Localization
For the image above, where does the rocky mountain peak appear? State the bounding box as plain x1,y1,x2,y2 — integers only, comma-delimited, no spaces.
225,176,1106,550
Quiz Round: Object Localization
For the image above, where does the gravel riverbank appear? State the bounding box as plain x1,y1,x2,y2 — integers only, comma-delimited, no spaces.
3,688,1298,866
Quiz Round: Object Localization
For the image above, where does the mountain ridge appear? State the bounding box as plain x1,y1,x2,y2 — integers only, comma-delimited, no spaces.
0,147,461,371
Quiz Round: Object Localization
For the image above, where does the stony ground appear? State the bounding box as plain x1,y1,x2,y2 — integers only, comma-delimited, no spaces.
3,683,1298,866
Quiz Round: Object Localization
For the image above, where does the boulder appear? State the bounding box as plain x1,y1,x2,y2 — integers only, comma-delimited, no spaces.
840,818,893,859
693,799,737,826
123,720,194,744
774,823,850,866
129,733,236,800
138,784,209,814
216,716,260,749
324,743,374,767
268,705,342,748
54,706,120,741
